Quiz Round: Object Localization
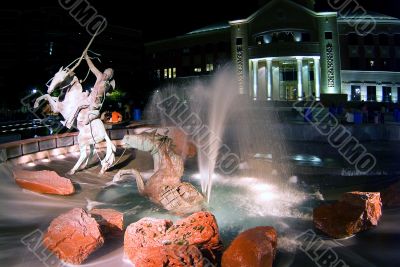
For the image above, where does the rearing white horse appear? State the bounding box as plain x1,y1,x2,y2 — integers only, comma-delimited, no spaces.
34,68,115,175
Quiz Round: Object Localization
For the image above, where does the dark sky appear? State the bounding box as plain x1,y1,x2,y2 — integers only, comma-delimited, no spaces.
4,0,400,42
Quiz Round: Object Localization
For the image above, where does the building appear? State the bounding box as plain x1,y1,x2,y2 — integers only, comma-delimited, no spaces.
145,0,400,103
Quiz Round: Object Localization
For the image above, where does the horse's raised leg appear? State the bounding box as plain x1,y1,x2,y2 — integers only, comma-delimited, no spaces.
82,144,95,169
68,144,88,175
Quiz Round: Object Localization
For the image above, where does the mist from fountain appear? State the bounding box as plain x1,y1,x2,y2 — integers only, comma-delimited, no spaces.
145,66,291,202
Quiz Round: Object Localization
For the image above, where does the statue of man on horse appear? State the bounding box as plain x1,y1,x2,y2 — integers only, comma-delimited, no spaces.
33,29,116,175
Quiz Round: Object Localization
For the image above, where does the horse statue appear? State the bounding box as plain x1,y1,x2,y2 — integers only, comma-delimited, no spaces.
34,67,115,175
112,131,205,215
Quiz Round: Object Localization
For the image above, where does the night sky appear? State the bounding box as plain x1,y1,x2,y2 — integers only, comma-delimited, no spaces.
4,0,400,41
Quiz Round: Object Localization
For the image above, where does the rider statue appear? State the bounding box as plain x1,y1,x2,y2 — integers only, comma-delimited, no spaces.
63,52,115,128
82,52,115,125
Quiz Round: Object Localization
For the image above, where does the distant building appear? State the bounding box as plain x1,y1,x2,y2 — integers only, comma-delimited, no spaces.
146,0,400,103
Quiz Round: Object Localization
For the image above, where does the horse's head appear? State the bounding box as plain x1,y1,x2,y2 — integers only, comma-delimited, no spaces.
47,67,70,94
122,130,170,153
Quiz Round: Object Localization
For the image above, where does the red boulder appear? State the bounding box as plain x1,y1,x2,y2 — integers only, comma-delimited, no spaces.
90,208,124,236
124,212,222,266
13,170,74,195
313,191,382,238
221,226,277,267
43,208,104,265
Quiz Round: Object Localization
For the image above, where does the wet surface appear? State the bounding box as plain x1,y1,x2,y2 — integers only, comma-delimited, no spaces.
0,144,399,267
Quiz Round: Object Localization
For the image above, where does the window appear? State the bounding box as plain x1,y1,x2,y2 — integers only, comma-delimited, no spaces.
348,33,358,45
379,34,389,45
206,64,214,72
236,38,243,46
173,68,176,78
383,86,392,102
325,32,333,40
302,32,311,42
194,67,202,73
168,68,172,79
309,70,315,81
256,36,263,45
164,69,168,79
367,86,376,101
156,69,161,79
395,34,400,46
351,85,361,101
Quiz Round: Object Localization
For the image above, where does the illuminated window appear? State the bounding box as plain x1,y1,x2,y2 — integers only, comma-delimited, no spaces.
194,68,202,73
164,69,168,79
173,68,176,78
206,64,214,72
168,68,172,78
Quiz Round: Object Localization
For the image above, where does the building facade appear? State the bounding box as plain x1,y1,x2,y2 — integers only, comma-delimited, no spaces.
146,0,400,103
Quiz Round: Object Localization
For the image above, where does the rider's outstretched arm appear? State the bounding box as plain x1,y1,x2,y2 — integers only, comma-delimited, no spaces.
85,53,102,80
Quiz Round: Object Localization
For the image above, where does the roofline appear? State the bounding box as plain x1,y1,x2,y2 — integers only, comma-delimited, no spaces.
229,0,337,25
145,27,230,47
338,18,400,24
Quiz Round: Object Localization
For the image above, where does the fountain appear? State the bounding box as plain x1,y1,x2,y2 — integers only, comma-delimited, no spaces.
0,66,399,266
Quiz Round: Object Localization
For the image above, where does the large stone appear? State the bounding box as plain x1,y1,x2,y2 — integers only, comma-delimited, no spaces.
13,170,74,195
124,212,222,266
381,181,400,207
313,191,382,238
221,226,277,267
44,208,104,265
165,211,223,260
90,208,124,236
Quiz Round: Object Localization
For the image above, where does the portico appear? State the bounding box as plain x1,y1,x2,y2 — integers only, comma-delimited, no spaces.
249,56,321,101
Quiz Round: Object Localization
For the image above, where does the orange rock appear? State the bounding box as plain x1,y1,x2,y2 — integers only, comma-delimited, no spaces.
13,170,74,195
221,226,277,267
90,208,124,235
313,191,382,238
124,212,222,266
43,208,104,265
165,212,223,260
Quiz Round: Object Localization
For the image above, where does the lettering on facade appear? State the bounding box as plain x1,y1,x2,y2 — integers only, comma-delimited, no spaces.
326,43,335,88
236,45,244,90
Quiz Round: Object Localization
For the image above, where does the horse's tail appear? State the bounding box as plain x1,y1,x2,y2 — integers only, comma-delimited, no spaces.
100,132,116,174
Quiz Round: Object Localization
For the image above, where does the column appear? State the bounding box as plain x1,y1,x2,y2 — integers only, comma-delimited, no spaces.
266,59,272,100
376,84,383,102
313,57,321,101
253,60,258,100
297,57,303,100
361,84,367,101
392,85,398,103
